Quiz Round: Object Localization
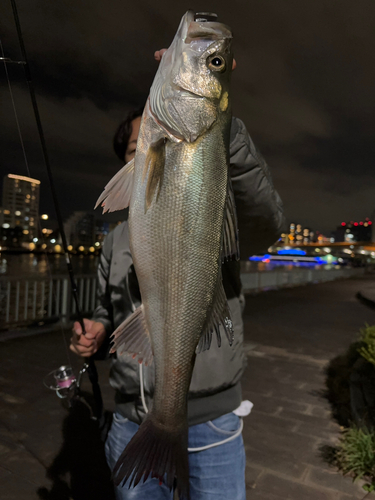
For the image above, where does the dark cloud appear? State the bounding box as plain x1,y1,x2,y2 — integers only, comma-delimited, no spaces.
1,0,375,233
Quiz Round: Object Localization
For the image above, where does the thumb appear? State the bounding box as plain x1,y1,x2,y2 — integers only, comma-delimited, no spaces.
73,321,82,335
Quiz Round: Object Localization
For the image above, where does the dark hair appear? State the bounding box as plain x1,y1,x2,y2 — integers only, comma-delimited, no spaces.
113,107,144,161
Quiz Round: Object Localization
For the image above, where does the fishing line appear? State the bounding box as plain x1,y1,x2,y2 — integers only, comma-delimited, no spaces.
1,38,72,367
8,0,103,419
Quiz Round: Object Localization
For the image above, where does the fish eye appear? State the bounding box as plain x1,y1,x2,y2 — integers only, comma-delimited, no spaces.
208,55,226,72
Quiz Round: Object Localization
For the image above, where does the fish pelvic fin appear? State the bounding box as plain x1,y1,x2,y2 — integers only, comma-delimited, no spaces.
109,305,153,366
112,416,190,500
94,158,135,213
221,175,240,262
143,138,166,213
197,274,234,353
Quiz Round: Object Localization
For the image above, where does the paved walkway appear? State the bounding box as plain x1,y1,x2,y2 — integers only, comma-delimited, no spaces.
1,274,374,499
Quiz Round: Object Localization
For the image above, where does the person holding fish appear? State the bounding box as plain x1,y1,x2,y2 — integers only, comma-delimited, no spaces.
71,11,285,500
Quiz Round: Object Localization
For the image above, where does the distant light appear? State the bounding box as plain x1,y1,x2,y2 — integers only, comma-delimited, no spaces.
67,245,73,251
54,244,62,252
42,228,47,234
354,222,358,226
41,243,47,250
330,238,335,243
364,223,368,227
78,245,84,252
23,229,29,235
2,223,10,228
8,173,40,184
3,210,10,215
50,239,56,244
15,210,21,216
315,248,320,253
369,221,373,225
343,249,352,254
94,242,100,247
341,222,346,226
41,214,49,220
323,247,331,253
277,248,306,256
89,246,95,252
29,242,35,251
33,238,38,243
360,221,364,225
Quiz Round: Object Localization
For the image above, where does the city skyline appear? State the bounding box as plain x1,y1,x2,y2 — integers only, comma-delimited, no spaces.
1,1,375,234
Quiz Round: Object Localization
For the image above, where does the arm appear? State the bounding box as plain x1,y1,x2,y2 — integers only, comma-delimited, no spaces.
70,231,114,358
229,117,286,257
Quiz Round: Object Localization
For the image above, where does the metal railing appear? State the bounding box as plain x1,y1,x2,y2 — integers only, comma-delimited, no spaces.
0,267,365,329
240,266,365,293
0,274,97,329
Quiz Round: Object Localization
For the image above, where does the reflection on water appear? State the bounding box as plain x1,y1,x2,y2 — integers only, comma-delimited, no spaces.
0,253,99,277
0,253,337,278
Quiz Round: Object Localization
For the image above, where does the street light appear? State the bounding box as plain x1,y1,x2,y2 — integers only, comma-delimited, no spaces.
41,214,49,220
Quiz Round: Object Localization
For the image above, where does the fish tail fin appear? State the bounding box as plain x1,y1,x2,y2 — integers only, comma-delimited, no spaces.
113,416,189,499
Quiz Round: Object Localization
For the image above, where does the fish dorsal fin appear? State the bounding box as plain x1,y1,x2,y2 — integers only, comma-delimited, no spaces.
109,305,153,366
94,158,135,213
222,176,240,262
143,138,166,212
197,274,234,353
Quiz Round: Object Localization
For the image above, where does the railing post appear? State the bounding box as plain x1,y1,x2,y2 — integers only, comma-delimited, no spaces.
61,278,69,324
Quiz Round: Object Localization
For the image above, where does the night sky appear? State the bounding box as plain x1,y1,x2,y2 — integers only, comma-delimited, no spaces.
1,0,375,234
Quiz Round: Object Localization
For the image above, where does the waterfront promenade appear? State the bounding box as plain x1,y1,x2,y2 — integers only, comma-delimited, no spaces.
1,275,375,499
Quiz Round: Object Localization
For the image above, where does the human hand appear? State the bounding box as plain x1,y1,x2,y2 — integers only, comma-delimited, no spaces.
70,319,106,357
154,48,237,70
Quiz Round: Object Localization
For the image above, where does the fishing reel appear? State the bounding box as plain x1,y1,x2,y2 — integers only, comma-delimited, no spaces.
43,363,88,405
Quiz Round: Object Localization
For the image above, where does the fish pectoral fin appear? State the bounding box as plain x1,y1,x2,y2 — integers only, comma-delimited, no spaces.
144,139,166,212
109,305,153,365
197,278,234,353
94,158,135,213
221,175,240,262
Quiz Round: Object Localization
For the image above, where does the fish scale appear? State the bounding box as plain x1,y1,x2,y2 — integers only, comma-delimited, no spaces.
96,10,235,499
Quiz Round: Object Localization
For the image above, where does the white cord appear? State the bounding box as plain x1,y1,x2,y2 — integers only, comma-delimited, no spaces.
130,275,243,453
187,418,243,452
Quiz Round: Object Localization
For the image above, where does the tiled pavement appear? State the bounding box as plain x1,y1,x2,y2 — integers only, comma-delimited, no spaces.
1,274,375,499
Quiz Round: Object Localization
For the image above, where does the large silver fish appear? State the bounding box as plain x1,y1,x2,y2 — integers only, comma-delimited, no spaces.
96,10,238,498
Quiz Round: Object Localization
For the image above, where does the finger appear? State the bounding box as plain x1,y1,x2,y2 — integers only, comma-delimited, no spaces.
232,58,237,70
69,342,97,357
154,48,167,62
71,334,96,348
73,321,82,335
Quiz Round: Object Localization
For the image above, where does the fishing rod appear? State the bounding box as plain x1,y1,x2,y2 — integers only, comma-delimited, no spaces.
9,0,103,420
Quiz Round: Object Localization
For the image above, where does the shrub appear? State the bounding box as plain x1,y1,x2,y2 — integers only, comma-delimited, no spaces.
358,324,375,366
335,425,375,492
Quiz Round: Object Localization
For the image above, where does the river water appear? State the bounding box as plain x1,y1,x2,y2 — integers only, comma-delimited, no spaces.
0,252,334,278
0,253,99,278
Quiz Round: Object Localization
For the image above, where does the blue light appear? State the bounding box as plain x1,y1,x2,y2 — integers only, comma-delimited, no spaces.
277,248,306,256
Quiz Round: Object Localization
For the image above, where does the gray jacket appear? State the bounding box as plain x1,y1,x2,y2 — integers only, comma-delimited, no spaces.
92,117,285,426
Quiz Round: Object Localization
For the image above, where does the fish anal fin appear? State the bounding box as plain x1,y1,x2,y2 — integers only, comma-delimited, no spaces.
144,138,166,212
109,305,153,366
221,176,240,262
95,158,135,213
197,277,234,353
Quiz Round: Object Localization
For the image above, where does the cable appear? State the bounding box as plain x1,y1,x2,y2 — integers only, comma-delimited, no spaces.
187,418,243,452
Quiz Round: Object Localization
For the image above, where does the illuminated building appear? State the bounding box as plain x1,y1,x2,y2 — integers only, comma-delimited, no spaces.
332,219,372,242
64,211,96,248
288,223,313,244
1,174,40,240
